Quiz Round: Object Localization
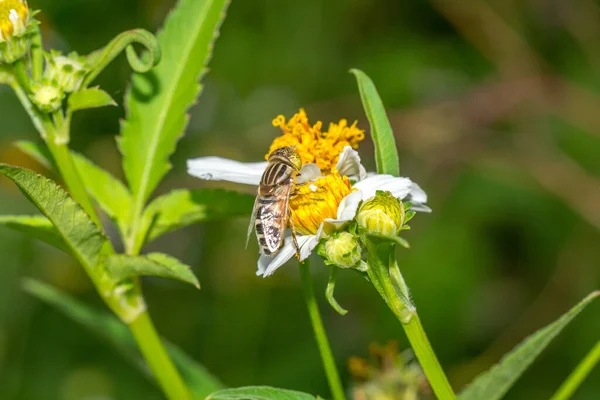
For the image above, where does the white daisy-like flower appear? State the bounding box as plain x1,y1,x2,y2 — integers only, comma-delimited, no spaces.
188,145,429,277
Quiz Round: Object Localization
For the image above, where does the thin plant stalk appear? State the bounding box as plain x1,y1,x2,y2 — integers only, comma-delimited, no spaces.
9,69,193,400
366,239,456,400
130,310,194,400
299,259,347,400
550,340,600,400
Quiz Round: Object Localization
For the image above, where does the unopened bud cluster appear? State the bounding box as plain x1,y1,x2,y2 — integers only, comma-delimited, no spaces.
319,191,410,271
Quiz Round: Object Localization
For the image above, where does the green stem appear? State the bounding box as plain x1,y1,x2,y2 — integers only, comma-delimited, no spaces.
14,59,30,91
129,311,194,400
9,78,50,137
550,340,600,400
299,260,346,400
366,239,455,400
30,25,44,81
404,315,455,399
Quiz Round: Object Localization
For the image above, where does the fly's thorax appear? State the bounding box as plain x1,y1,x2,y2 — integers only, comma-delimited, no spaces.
267,146,302,171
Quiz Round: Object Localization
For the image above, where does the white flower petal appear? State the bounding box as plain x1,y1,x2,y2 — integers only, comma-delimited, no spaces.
297,163,321,184
336,146,367,181
187,157,267,186
330,190,363,224
408,182,427,203
410,203,432,212
407,182,431,212
353,174,412,200
257,231,320,277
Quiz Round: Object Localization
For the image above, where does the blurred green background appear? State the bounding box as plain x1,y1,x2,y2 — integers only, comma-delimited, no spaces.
1,0,600,399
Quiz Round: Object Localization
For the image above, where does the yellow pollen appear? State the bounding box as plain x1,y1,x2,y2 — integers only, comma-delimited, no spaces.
0,0,28,41
268,109,365,173
289,171,353,235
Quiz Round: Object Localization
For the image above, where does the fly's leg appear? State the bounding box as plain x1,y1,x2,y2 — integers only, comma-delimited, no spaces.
288,210,301,260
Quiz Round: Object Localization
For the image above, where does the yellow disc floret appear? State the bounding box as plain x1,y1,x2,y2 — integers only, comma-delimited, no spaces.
289,170,353,235
268,109,365,173
0,0,28,42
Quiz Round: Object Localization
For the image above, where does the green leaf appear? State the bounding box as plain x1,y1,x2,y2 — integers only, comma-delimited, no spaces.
119,0,230,205
207,387,318,400
68,87,116,113
22,278,223,397
15,141,133,234
70,153,133,234
142,188,254,243
459,291,600,400
14,140,55,169
350,69,400,176
0,215,69,253
0,164,109,275
84,29,161,87
105,253,199,288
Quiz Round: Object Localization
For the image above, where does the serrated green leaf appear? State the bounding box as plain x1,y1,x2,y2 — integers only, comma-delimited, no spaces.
0,215,69,253
350,69,400,176
207,387,317,400
142,188,254,244
459,291,600,400
70,153,133,235
68,87,116,113
0,164,110,275
119,0,230,206
15,141,133,234
105,253,199,288
22,278,223,397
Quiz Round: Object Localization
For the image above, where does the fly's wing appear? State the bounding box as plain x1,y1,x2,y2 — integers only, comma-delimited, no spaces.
245,195,260,249
258,183,293,254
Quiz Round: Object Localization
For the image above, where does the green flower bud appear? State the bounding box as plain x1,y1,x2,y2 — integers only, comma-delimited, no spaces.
0,0,33,63
30,79,64,113
323,232,362,268
44,50,88,92
357,191,405,236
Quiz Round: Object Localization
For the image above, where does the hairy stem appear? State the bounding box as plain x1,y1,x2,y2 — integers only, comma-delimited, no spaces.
366,239,455,400
550,340,600,400
299,260,346,400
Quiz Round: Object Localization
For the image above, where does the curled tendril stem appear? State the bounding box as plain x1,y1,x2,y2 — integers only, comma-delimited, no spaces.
83,29,161,87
